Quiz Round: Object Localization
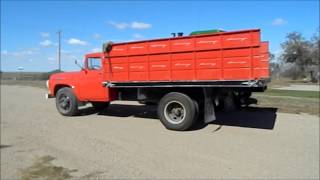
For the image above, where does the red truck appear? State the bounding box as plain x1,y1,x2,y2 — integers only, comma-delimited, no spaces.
46,29,270,131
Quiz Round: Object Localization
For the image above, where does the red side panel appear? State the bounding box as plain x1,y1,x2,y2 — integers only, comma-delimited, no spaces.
222,48,255,80
260,42,270,78
110,57,128,81
109,44,127,56
252,42,269,79
171,53,194,80
195,36,221,50
222,31,260,48
128,56,147,81
149,54,170,81
195,51,222,80
149,40,170,54
171,39,194,52
103,29,268,82
128,43,148,55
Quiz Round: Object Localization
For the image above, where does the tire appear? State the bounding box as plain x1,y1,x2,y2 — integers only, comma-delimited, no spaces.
223,94,236,112
157,92,198,131
236,91,252,107
55,87,79,116
91,102,110,111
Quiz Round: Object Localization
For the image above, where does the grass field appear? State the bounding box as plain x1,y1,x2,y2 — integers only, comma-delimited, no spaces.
261,89,319,99
252,94,319,116
253,89,319,116
1,80,46,89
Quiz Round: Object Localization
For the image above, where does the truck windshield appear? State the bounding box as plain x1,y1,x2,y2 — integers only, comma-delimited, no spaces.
87,58,101,70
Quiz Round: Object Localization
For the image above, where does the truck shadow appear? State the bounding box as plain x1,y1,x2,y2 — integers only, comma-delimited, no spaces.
93,104,277,131
207,107,277,130
97,104,158,119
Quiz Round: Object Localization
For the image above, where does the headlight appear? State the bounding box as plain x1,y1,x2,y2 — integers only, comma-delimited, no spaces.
46,80,49,89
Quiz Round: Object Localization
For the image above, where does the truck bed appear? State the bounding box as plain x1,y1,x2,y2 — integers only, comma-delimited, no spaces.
102,29,269,86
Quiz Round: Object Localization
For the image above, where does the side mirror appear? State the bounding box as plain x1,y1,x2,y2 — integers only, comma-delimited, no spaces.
75,60,84,70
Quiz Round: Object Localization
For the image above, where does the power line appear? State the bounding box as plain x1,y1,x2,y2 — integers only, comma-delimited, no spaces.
57,30,62,71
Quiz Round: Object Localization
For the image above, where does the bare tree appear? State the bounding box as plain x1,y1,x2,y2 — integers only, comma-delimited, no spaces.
280,31,319,80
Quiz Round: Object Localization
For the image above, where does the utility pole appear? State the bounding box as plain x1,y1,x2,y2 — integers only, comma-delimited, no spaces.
57,30,62,71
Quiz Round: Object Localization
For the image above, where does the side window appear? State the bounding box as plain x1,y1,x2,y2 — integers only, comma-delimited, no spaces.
87,58,101,70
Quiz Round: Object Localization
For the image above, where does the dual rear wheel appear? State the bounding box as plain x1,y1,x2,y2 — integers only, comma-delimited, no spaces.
157,92,199,131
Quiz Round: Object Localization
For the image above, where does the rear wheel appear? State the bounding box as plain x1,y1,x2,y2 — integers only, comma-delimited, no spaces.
56,87,78,116
223,94,236,112
158,92,198,131
91,102,110,111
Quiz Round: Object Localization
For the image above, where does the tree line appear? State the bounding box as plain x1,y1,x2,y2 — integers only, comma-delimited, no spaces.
270,29,319,82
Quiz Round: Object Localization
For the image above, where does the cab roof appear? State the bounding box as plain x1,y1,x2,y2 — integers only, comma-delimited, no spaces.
85,52,102,58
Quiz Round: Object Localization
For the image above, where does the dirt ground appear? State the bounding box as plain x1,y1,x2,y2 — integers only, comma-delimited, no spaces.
1,85,319,179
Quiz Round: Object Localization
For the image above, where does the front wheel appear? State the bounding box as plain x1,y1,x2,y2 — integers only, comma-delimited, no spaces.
56,87,79,116
157,92,198,131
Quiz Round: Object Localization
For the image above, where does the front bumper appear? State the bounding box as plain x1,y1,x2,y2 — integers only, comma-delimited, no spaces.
45,93,54,99
45,80,54,99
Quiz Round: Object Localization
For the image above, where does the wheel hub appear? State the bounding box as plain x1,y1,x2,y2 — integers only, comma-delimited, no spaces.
59,96,71,110
164,101,186,124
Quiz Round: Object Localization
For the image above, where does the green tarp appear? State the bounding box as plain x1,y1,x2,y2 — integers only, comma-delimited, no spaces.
190,29,225,36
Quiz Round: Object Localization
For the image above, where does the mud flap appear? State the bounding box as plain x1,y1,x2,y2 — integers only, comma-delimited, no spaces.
203,87,216,123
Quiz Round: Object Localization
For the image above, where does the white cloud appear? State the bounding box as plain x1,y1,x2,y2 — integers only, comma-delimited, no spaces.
131,21,151,29
40,40,53,47
48,57,55,61
91,48,101,53
67,38,88,46
24,50,33,55
66,54,78,60
60,49,70,55
93,33,102,39
108,21,130,30
133,33,144,39
40,32,50,38
272,18,288,26
1,50,8,55
2,48,39,56
22,48,39,55
108,21,152,30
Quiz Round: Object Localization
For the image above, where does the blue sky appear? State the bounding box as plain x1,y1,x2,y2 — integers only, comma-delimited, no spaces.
1,0,319,72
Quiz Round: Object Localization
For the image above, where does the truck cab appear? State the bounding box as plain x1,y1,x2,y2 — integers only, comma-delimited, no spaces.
47,53,116,116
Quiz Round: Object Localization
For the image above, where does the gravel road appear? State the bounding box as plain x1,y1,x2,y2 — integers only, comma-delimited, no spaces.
1,85,319,179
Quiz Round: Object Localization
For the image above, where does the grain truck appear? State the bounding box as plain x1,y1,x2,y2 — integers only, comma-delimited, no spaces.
46,29,270,131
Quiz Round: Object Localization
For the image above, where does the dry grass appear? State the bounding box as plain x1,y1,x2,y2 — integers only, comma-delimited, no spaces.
253,94,319,116
268,77,319,88
263,89,319,99
1,80,46,89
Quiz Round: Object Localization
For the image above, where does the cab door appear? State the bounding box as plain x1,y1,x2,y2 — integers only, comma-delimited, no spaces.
79,57,108,101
